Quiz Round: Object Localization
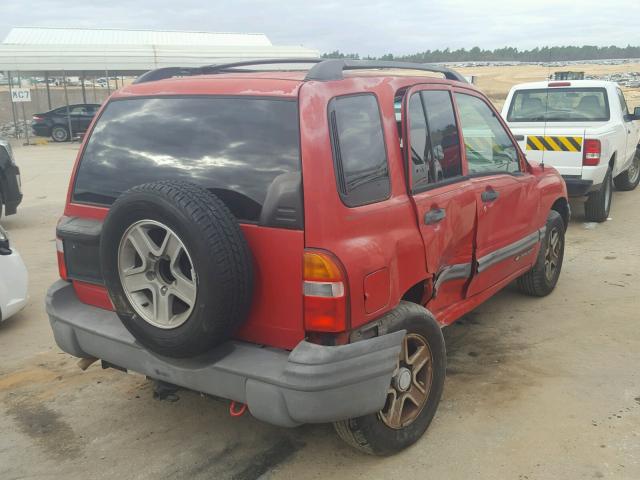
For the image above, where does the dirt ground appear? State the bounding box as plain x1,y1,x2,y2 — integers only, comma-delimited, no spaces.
456,62,640,110
0,139,639,479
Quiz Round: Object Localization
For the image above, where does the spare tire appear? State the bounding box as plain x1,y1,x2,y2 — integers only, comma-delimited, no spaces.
100,181,253,358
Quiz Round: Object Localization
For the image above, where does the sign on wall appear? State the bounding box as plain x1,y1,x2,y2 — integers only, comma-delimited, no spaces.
11,88,31,102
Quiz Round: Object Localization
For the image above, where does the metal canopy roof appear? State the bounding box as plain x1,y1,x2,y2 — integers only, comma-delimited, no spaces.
0,27,318,73
4,27,272,47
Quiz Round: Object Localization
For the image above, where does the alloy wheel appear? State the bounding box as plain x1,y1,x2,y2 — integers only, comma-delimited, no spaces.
544,227,562,282
379,333,433,429
628,155,640,184
117,220,197,329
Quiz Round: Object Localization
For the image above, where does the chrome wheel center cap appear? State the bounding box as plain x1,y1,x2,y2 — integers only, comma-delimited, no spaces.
395,367,412,392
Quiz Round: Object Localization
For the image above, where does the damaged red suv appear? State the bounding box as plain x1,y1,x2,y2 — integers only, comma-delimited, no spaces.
47,59,569,455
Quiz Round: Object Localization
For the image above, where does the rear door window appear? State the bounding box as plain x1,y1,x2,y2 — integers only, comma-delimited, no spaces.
73,97,301,227
329,94,390,207
407,90,463,191
507,87,610,122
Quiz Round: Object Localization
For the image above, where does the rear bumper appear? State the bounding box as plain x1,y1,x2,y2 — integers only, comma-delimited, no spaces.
46,280,403,427
562,176,595,197
31,124,50,137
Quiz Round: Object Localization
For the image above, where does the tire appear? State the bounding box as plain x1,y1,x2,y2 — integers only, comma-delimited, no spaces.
517,210,565,297
100,181,253,358
613,149,640,191
584,167,613,223
51,126,69,142
333,302,446,456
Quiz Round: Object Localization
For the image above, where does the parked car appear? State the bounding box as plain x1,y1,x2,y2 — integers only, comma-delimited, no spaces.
46,59,569,455
0,138,22,218
0,224,28,322
502,80,640,222
32,104,101,142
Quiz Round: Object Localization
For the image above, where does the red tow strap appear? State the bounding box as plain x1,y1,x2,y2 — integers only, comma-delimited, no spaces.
229,401,248,417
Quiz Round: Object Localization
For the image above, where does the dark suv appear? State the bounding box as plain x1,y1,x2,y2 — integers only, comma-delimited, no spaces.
46,59,568,455
0,138,22,218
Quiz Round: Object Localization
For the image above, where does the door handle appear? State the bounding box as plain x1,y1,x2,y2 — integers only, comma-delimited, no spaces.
425,208,446,225
514,134,525,141
481,189,499,202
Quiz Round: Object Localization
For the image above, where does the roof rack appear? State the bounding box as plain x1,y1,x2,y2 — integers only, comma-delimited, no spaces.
133,58,467,85
304,59,468,83
133,58,323,84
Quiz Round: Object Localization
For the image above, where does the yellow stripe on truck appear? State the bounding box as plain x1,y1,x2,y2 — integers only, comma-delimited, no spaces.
526,136,582,152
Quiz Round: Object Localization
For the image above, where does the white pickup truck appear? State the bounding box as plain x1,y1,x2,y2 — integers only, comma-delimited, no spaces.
502,80,640,222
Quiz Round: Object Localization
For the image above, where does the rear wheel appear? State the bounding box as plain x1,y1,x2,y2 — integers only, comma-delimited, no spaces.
517,210,565,297
584,167,613,222
613,149,640,191
51,126,69,142
333,302,446,456
100,181,253,358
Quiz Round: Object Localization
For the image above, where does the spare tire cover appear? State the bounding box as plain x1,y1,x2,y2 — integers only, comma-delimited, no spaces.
100,180,253,358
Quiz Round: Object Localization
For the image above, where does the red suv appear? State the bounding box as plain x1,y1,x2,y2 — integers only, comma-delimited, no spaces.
47,59,569,455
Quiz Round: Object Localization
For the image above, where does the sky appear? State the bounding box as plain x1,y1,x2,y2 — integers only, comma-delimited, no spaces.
1,0,639,56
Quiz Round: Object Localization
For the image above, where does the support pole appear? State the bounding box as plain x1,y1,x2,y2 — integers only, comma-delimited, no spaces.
16,72,30,145
7,71,19,139
45,71,52,109
62,71,73,141
105,69,111,95
81,71,87,104
92,74,97,103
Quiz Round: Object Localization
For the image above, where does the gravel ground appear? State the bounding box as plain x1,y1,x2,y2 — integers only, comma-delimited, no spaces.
0,143,638,480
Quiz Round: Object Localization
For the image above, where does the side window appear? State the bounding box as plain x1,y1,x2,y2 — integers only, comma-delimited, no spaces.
421,91,463,182
407,90,462,191
407,94,430,189
455,93,520,175
329,94,390,207
617,89,629,117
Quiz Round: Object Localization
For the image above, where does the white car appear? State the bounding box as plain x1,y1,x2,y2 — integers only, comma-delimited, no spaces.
502,80,640,222
0,224,28,322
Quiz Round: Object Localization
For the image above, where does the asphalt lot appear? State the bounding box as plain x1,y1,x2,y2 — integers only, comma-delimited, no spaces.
1,143,639,480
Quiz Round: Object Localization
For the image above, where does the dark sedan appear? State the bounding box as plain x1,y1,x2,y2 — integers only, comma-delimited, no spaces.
32,104,101,142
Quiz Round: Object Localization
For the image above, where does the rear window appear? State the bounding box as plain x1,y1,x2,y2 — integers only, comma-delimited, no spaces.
507,87,610,122
72,97,302,227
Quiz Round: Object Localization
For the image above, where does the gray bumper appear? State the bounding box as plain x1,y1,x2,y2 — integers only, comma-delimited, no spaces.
46,280,403,427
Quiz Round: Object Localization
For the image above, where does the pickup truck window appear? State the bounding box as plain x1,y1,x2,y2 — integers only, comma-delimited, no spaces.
617,89,630,117
507,87,610,122
455,93,520,175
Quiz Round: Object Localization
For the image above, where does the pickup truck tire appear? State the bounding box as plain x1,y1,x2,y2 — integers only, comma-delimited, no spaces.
517,210,564,297
333,302,446,456
613,149,640,191
51,126,69,143
100,181,253,358
584,167,613,223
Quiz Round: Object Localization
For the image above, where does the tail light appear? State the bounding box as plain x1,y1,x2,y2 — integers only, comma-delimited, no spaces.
303,250,348,333
56,237,68,280
583,139,601,166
